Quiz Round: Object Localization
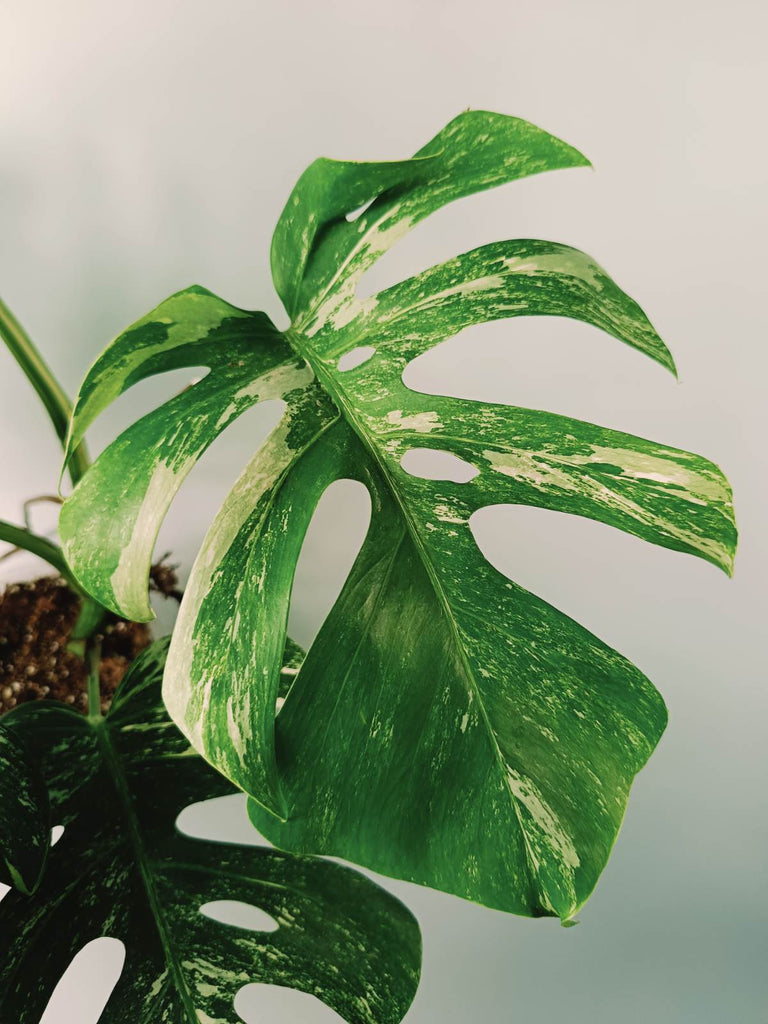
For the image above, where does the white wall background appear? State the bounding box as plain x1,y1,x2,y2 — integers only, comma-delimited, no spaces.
0,1,765,1021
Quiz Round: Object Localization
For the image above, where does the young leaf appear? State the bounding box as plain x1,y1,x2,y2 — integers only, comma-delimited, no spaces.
59,111,737,920
0,641,421,1024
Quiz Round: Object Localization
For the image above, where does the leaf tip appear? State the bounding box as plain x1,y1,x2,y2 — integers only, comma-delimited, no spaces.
4,857,44,897
571,149,593,171
247,792,290,829
720,547,737,579
120,598,157,624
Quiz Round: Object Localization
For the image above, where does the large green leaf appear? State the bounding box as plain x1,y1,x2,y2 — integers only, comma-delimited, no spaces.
0,641,421,1023
59,111,737,921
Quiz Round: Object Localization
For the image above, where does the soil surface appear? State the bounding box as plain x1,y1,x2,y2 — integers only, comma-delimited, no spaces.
0,565,180,716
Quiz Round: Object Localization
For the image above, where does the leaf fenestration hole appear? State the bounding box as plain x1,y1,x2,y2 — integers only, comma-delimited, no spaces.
87,366,211,457
50,824,64,846
235,983,346,1023
154,398,286,611
288,479,371,649
337,345,376,372
345,197,376,223
469,502,689,643
401,448,479,483
200,900,279,933
39,937,125,1024
176,794,259,845
401,316,668,422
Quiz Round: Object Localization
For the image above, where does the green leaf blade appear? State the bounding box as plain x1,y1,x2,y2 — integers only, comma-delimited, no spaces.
317,238,676,374
271,153,437,319
360,393,737,575
63,111,737,923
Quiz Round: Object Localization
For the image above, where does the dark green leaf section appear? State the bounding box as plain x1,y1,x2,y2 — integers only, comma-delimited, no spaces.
0,641,421,1024
0,729,49,895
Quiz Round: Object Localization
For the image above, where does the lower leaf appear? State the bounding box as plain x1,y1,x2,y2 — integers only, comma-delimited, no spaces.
0,641,421,1024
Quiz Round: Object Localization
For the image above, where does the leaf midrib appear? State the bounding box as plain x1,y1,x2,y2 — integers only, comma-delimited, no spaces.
284,326,544,909
93,718,199,1021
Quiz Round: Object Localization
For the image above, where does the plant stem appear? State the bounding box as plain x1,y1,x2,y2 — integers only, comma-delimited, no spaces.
0,518,78,587
0,295,108,700
0,517,107,646
86,638,103,720
0,294,89,486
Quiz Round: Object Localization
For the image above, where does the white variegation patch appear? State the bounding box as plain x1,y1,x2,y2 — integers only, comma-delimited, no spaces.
506,768,580,872
385,410,442,433
165,412,308,754
503,251,605,289
586,445,732,502
481,441,733,568
110,457,196,620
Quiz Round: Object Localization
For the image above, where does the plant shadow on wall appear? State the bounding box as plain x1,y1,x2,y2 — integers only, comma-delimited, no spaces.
0,111,736,1022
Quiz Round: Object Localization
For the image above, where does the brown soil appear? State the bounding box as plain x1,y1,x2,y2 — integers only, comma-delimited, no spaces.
0,564,181,716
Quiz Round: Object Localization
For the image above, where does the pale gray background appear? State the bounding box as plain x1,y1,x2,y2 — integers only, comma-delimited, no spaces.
0,1,766,1021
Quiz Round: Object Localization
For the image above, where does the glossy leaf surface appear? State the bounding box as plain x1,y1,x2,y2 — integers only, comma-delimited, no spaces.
60,111,737,920
0,641,421,1023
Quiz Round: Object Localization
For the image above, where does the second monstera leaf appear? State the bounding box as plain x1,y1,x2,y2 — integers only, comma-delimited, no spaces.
60,111,736,921
0,641,421,1024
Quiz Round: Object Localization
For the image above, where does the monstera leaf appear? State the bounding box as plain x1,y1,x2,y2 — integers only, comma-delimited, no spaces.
59,111,737,921
0,641,421,1023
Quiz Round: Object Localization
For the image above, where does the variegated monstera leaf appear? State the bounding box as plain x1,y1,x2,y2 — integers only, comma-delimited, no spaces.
60,112,736,922
0,640,421,1024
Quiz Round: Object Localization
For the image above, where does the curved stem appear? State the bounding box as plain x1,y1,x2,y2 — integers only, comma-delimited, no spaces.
0,518,106,646
0,518,78,587
0,296,108,704
0,294,90,486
